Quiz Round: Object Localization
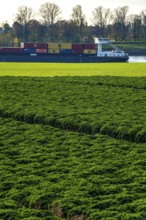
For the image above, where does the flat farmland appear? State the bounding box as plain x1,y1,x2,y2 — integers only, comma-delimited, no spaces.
0,63,146,219
0,62,146,77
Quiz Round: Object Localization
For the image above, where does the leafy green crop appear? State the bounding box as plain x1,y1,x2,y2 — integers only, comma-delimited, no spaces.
0,76,146,219
0,76,146,142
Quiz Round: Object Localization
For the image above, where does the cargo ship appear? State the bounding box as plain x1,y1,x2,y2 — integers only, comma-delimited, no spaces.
0,38,129,63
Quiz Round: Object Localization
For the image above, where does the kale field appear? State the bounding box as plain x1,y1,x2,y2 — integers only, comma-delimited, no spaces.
0,69,146,219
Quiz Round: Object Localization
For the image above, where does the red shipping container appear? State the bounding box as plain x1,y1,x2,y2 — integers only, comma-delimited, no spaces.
34,43,48,49
21,42,48,49
72,44,84,50
0,47,23,53
21,42,34,48
84,43,95,49
36,48,48,54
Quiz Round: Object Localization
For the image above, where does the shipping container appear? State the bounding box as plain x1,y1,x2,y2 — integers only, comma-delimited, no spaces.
0,47,23,53
36,49,48,54
35,43,48,49
48,49,60,54
48,43,60,49
59,43,72,49
60,49,72,54
72,44,84,50
83,49,96,54
21,42,48,49
72,49,83,54
83,43,96,49
24,48,36,54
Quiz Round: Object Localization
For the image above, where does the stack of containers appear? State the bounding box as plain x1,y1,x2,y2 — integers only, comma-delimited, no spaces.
59,43,72,54
83,43,96,55
21,42,48,54
72,43,96,55
48,43,60,54
48,43,72,54
35,43,48,54
20,42,96,55
72,44,84,54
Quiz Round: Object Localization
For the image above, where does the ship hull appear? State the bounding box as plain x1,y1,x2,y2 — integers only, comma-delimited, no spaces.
0,54,129,63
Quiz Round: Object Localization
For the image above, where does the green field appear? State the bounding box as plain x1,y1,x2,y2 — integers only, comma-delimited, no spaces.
0,63,146,220
0,62,146,77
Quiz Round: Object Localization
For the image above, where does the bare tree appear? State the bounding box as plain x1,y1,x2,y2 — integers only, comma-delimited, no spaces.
39,2,61,41
71,5,86,41
113,6,130,40
92,6,112,37
14,6,33,41
132,15,142,41
15,6,33,25
140,9,146,40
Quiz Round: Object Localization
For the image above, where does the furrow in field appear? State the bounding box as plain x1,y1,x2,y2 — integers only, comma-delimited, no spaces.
0,110,145,144
58,76,146,91
0,76,146,144
1,116,146,220
62,80,146,91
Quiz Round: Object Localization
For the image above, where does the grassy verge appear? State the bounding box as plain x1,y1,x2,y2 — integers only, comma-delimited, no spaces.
0,63,146,77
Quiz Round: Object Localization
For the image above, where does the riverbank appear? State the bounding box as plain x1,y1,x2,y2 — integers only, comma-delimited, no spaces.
115,41,146,55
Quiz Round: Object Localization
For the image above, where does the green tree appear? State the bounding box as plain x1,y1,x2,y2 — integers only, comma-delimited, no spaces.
0,23,12,46
26,19,45,42
12,21,23,43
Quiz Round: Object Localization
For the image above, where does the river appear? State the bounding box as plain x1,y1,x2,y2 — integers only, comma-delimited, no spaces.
129,56,146,63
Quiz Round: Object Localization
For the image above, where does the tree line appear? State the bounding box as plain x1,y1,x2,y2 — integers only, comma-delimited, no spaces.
0,3,146,46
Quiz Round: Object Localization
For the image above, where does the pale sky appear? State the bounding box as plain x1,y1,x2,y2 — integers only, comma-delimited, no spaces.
0,0,146,25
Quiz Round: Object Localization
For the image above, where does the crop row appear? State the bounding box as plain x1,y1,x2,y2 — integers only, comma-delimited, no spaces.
57,76,146,90
1,117,146,219
0,76,146,143
0,108,146,143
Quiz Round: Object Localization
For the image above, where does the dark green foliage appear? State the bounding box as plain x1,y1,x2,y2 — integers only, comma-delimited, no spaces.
0,76,146,219
1,76,146,142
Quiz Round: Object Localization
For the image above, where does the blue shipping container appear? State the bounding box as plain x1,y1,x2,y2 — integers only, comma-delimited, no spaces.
60,49,72,54
24,48,36,54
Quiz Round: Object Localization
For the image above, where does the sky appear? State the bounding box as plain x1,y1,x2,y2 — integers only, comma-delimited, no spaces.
0,0,146,25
